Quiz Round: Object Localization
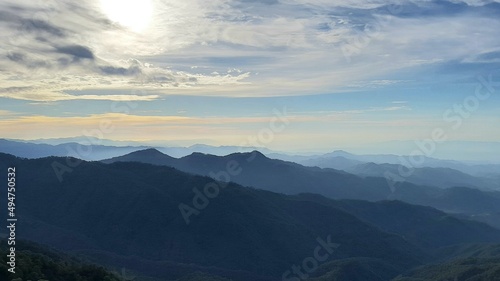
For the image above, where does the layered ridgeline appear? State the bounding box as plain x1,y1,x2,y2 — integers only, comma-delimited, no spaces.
293,150,500,178
102,149,500,221
4,138,499,191
2,152,500,281
343,162,500,191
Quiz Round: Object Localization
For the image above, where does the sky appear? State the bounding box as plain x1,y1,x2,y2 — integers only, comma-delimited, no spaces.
0,0,500,161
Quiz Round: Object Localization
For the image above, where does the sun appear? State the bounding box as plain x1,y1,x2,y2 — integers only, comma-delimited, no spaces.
100,0,153,33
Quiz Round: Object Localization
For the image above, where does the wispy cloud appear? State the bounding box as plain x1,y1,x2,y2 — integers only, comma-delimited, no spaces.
1,0,500,101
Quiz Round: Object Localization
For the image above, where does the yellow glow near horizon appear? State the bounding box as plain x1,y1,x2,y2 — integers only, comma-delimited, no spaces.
100,0,153,32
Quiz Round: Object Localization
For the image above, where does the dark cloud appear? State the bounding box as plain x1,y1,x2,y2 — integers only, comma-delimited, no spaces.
99,65,142,76
6,52,24,62
23,19,66,37
148,75,175,82
57,57,71,67
476,51,500,62
0,10,19,22
0,10,65,38
0,86,34,93
6,51,51,68
56,45,94,60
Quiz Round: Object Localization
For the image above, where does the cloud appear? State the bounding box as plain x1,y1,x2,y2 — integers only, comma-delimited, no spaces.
465,50,500,63
6,52,24,62
0,0,499,101
23,19,66,37
99,65,140,76
56,45,95,60
0,110,17,116
0,91,159,102
347,80,411,88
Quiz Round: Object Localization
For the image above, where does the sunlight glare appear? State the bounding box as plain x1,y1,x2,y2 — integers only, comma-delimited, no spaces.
100,0,153,33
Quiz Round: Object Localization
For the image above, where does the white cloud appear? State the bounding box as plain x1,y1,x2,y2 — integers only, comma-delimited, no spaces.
1,0,500,101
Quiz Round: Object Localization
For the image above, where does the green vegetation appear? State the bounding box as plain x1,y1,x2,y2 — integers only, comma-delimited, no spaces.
392,258,500,281
0,240,120,281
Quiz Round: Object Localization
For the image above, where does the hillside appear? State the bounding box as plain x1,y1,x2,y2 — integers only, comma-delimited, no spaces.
0,239,121,281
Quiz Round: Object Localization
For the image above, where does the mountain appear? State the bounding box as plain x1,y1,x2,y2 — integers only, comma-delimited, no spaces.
0,138,149,161
5,138,500,177
107,147,178,166
103,149,500,219
344,162,500,190
297,150,500,177
307,150,446,167
326,199,500,250
462,212,500,230
0,138,276,160
103,149,397,201
300,155,365,170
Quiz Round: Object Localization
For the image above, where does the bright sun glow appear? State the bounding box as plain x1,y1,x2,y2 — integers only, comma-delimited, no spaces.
100,0,153,32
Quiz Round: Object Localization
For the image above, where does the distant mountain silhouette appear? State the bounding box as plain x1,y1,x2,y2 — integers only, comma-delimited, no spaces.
344,162,500,190
287,149,500,177
0,138,275,160
4,138,499,177
0,138,149,161
300,155,364,170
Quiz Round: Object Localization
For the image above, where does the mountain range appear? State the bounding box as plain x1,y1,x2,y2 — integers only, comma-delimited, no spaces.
2,152,500,280
102,149,500,224
343,162,500,190
3,138,499,189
